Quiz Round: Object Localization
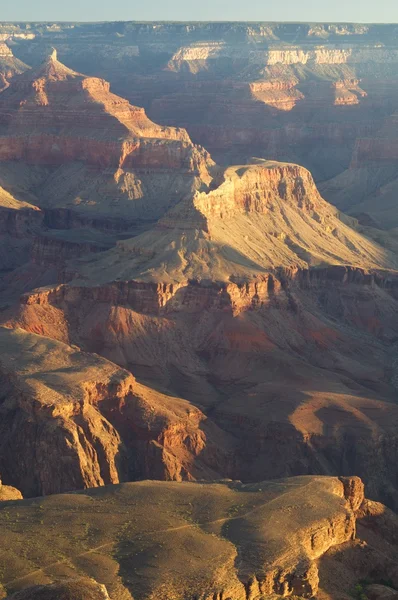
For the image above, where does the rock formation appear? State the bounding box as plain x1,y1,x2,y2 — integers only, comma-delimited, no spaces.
0,477,22,501
1,91,398,503
0,22,394,182
5,579,110,600
0,327,232,497
0,22,397,599
1,476,396,600
71,159,397,287
321,110,398,229
8,261,398,507
0,41,27,91
0,49,215,223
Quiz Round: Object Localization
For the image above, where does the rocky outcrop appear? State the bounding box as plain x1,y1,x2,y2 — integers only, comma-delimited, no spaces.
3,21,398,179
0,51,215,221
0,476,377,600
321,110,398,228
0,477,22,501
0,42,27,90
65,160,396,288
0,194,43,271
0,327,231,497
7,261,398,507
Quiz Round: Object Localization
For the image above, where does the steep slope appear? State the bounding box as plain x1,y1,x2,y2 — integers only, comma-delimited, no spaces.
0,49,215,223
73,160,397,285
5,159,398,506
10,264,398,508
6,22,398,181
0,41,27,91
321,111,398,229
2,23,398,523
0,327,231,497
0,187,43,273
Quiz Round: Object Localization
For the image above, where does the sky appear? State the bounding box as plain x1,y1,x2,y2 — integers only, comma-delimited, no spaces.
2,0,398,23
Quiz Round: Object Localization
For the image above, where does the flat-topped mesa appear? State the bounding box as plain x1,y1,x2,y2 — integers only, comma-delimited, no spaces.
0,49,208,172
72,160,396,286
3,476,395,600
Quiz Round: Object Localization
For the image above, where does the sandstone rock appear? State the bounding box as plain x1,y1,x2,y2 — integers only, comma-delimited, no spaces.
0,42,27,91
0,50,216,221
0,476,367,600
71,160,397,288
0,477,22,501
0,327,231,497
8,264,398,507
340,476,365,512
4,21,398,182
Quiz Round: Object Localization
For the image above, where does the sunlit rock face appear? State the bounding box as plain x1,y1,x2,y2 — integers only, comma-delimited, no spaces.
2,476,398,600
0,49,216,223
3,21,398,181
2,21,398,538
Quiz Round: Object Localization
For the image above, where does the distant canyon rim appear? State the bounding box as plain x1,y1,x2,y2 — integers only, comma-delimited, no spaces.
1,20,398,600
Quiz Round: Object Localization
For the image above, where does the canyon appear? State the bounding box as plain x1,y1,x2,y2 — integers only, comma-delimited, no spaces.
1,21,398,600
1,22,396,180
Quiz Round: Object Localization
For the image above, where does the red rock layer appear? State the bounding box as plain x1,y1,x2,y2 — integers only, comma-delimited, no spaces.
0,50,212,176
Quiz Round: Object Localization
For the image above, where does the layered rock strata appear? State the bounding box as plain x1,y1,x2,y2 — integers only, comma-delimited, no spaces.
3,22,398,179
0,327,232,497
0,50,215,221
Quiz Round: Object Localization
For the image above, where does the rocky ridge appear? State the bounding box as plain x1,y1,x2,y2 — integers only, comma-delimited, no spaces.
0,327,232,497
71,160,397,286
6,259,398,507
0,49,215,222
1,22,396,180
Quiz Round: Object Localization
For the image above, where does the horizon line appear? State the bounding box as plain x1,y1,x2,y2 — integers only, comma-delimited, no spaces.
2,19,398,25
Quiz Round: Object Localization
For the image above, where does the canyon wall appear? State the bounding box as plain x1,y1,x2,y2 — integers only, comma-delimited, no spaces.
0,22,394,180
3,264,398,507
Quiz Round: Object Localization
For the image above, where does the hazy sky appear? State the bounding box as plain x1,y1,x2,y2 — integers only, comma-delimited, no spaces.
2,0,398,23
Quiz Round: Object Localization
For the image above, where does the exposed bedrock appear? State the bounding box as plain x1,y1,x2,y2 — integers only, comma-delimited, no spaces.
0,327,233,497
4,265,398,507
2,22,398,181
2,475,397,600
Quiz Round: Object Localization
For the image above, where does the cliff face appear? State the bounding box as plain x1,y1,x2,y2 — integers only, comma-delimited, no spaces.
6,262,398,507
321,110,398,229
0,50,215,222
1,149,398,505
0,327,233,497
0,41,27,90
69,160,396,287
0,22,396,181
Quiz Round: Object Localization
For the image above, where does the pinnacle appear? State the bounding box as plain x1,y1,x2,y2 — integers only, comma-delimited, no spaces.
48,47,58,62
